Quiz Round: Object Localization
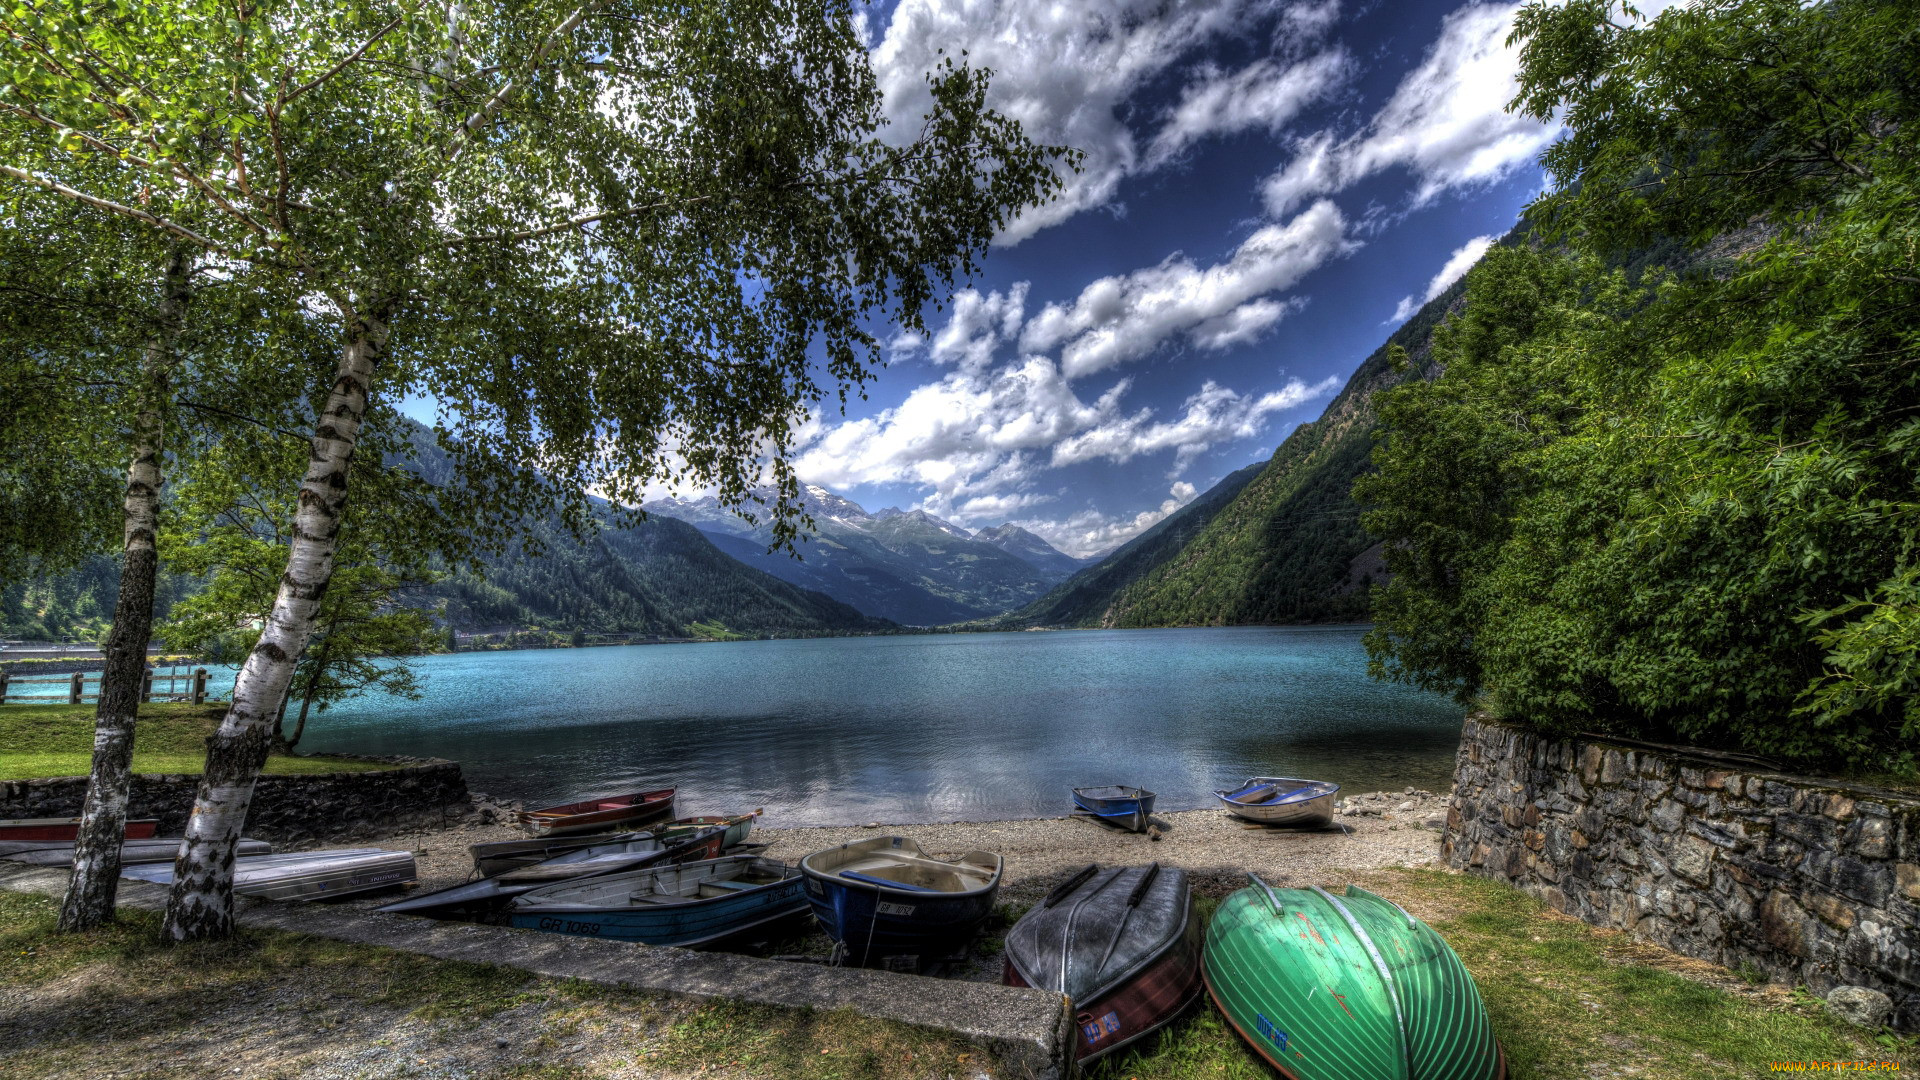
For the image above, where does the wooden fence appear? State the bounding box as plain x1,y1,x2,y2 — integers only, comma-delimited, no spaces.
0,666,229,707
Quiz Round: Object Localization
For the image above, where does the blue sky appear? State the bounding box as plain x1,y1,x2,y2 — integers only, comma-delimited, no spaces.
767,0,1563,557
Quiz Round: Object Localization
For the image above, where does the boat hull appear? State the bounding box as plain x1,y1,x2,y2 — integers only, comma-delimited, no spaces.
1005,904,1202,1063
0,817,159,843
387,829,727,917
658,813,756,850
1203,881,1503,1080
518,789,675,837
1214,777,1338,827
512,864,807,947
121,849,416,901
1,837,269,866
469,831,653,877
1071,787,1156,833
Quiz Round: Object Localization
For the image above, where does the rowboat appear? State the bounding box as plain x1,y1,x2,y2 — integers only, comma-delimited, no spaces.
121,849,417,901
518,788,675,837
657,811,759,850
511,855,807,947
380,827,727,917
1214,776,1339,827
1204,875,1504,1080
0,817,160,843
1003,863,1201,1064
799,835,1002,970
469,831,654,877
1072,786,1157,833
1,837,270,866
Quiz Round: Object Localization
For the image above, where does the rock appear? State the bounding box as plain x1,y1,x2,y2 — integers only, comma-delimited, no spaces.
1397,801,1415,812
1404,787,1416,794
1423,815,1446,829
1825,986,1893,1029
863,822,881,828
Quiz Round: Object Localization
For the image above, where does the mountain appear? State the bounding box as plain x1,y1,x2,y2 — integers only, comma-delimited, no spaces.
645,485,1058,625
971,524,1089,579
987,461,1266,627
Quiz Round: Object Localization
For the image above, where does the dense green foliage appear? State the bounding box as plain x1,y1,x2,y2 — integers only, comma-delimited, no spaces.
1360,0,1920,773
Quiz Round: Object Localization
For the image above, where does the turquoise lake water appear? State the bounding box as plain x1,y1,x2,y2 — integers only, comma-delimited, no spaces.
299,626,1466,825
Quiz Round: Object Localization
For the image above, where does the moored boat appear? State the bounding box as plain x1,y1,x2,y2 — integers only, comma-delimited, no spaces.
381,827,728,917
1071,786,1157,833
1003,863,1201,1064
657,811,759,850
0,817,160,843
1204,875,1504,1080
469,830,654,877
1213,776,1339,827
517,788,675,837
120,848,417,901
510,855,806,946
799,835,1001,970
1,837,270,866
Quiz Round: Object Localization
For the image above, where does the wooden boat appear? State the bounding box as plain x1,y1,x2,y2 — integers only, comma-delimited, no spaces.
799,835,1001,970
657,811,759,850
121,849,417,901
1214,776,1339,827
510,855,806,947
1071,785,1157,833
1003,863,1201,1064
380,827,727,917
0,817,160,843
1204,875,1504,1080
1,837,270,866
469,831,654,877
517,788,675,837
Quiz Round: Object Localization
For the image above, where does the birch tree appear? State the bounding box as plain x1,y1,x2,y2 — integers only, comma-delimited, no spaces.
1,0,1068,940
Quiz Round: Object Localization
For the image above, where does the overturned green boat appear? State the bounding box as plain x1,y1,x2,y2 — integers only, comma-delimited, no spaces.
1204,876,1504,1080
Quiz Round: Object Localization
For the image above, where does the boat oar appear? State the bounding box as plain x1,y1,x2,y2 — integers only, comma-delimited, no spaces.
1092,862,1162,975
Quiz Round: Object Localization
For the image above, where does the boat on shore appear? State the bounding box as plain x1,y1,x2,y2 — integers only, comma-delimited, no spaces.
469,831,653,877
120,849,416,901
1003,862,1201,1064
799,835,1002,970
1071,786,1157,833
517,788,675,837
1213,776,1339,827
380,828,727,917
0,817,160,843
1204,875,1504,1080
657,811,759,850
1,837,270,866
510,855,806,946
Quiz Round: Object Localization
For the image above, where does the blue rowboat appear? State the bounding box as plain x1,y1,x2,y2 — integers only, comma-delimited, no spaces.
799,836,1002,971
510,855,806,947
1072,785,1157,833
1214,776,1340,827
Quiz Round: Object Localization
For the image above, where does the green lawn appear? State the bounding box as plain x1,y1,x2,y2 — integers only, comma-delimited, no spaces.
1089,869,1915,1080
0,703,392,781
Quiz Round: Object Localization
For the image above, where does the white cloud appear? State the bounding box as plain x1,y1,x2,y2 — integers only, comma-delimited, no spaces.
1012,482,1203,558
870,0,1345,245
928,284,1028,373
1020,200,1352,378
1146,50,1352,168
1388,232,1496,322
1052,376,1337,472
1260,3,1558,219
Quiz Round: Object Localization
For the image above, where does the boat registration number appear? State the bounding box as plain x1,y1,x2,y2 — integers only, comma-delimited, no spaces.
1081,1011,1122,1044
875,901,916,916
1254,1013,1290,1051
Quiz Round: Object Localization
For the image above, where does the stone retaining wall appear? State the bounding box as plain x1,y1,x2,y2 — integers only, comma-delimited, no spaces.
1447,715,1920,1030
0,760,470,843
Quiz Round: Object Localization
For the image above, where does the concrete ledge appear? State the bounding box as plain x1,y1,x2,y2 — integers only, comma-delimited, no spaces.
0,865,1074,1079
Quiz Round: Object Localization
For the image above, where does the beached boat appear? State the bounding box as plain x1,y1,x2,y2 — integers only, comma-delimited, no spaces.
121,849,416,901
517,788,675,837
469,831,654,877
380,827,728,917
1003,863,1201,1064
510,855,806,946
1213,776,1339,827
657,811,759,850
799,835,1002,970
1071,786,1157,833
1,837,270,866
1204,875,1504,1080
0,817,160,843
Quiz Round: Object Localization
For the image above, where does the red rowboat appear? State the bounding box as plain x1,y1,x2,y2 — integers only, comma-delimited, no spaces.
517,789,675,837
0,817,160,843
1003,863,1202,1064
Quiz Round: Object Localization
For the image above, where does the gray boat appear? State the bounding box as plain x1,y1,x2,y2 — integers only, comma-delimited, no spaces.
468,831,654,878
120,848,416,900
1213,776,1340,827
2,837,271,866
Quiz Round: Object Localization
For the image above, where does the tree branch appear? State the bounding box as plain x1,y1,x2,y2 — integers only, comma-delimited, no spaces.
0,164,244,259
445,3,604,164
286,15,404,102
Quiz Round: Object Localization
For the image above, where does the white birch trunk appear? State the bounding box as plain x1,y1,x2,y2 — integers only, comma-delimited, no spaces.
159,299,389,942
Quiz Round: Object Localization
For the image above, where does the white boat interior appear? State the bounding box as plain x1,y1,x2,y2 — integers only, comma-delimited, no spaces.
804,837,1001,893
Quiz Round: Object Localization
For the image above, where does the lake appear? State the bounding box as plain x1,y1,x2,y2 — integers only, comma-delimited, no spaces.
301,626,1466,826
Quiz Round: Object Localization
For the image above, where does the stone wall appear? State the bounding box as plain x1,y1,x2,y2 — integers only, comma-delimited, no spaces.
0,760,470,844
1447,715,1920,1031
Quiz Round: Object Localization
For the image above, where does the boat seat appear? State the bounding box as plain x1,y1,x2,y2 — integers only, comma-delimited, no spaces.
701,879,757,891
840,870,941,892
629,894,694,905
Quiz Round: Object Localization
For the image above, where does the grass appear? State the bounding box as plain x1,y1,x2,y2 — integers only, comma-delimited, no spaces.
1087,870,1912,1080
0,891,1007,1080
0,703,393,781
